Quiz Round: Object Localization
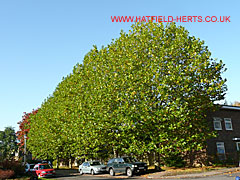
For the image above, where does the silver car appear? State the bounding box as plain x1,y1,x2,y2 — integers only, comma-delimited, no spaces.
25,163,35,173
79,161,107,175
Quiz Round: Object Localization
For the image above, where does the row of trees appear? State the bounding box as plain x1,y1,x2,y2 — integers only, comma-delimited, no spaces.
26,22,227,166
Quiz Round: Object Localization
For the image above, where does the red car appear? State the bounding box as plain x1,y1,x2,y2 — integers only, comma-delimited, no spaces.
33,163,56,178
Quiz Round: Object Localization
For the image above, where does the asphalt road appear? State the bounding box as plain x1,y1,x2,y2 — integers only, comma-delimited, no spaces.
53,168,240,180
54,172,134,180
54,172,240,180
56,175,131,179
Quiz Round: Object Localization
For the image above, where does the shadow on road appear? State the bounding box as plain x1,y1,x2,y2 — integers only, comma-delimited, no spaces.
54,168,163,179
55,169,79,177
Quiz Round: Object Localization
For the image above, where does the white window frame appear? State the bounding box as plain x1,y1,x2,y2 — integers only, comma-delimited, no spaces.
213,117,222,130
236,142,240,151
216,142,225,154
224,118,233,130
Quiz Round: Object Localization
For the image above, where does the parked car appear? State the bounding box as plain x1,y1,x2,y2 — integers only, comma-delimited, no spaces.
25,163,35,173
79,161,107,175
33,163,56,178
106,157,147,177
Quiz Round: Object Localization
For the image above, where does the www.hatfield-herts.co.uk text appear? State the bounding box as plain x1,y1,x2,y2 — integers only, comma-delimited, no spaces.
111,16,231,23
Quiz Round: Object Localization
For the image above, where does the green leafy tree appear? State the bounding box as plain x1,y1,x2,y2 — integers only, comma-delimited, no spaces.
16,109,38,151
0,127,18,160
27,73,88,161
79,22,227,162
27,22,227,166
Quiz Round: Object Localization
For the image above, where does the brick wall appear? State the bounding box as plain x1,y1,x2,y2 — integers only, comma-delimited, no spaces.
207,106,240,163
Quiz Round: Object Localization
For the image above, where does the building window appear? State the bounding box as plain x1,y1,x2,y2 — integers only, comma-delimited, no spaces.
213,117,222,130
236,142,240,151
216,142,225,154
224,118,233,130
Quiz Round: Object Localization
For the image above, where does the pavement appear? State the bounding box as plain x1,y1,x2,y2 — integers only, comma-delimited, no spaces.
142,167,240,179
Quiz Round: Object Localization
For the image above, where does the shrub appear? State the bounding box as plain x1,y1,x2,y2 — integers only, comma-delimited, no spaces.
163,152,186,168
0,169,15,179
0,159,25,177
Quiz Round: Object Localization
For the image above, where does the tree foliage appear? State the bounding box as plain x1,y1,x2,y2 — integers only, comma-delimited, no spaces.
0,127,18,160
233,101,240,107
16,109,38,150
27,22,227,164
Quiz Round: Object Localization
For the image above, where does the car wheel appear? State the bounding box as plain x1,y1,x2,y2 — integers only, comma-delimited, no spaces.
91,169,95,175
109,168,115,176
31,177,38,180
126,168,133,177
79,169,83,175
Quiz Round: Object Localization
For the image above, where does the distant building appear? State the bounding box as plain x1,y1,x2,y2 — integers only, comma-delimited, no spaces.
207,105,240,163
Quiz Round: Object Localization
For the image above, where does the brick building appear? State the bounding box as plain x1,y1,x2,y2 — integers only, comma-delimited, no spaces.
207,105,240,163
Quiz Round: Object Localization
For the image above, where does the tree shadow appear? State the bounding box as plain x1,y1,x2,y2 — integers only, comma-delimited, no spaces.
55,169,79,178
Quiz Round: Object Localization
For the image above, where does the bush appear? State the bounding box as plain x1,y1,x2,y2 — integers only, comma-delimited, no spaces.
52,160,57,167
0,159,25,177
163,153,186,168
0,169,15,179
207,153,238,167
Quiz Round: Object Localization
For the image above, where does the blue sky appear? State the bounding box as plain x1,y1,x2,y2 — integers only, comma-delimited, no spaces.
0,0,239,131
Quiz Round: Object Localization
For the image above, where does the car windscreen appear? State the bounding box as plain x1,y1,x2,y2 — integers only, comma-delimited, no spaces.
39,164,52,169
90,161,101,166
123,157,138,163
108,159,114,164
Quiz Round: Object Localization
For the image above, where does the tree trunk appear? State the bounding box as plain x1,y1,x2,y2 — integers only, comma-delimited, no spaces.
147,152,154,166
155,145,161,171
69,156,72,169
56,156,59,169
113,147,118,158
189,150,195,167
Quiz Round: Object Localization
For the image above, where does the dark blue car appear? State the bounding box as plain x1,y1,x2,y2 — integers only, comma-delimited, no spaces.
106,157,147,177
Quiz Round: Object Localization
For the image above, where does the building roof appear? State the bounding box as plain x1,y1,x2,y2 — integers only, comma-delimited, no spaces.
221,105,240,111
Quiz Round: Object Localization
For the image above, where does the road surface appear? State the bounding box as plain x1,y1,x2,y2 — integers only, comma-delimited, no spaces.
54,171,240,180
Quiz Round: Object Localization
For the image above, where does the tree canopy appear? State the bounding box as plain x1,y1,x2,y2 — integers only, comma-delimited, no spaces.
16,109,38,150
0,127,18,160
27,22,227,165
